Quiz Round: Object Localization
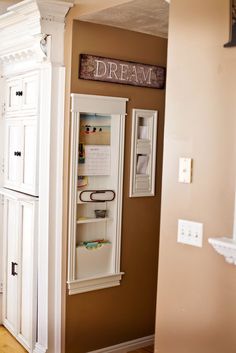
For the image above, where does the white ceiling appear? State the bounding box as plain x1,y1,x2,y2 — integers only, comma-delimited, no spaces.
79,0,169,38
0,0,169,38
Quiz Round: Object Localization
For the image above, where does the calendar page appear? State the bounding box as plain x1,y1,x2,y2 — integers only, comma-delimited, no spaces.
78,145,111,176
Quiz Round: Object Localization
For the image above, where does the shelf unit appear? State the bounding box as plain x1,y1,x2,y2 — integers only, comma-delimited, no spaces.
77,218,111,224
68,94,128,295
129,109,158,197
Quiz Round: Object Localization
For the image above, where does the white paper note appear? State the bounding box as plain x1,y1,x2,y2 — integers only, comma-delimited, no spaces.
139,126,149,139
136,155,149,174
78,145,111,176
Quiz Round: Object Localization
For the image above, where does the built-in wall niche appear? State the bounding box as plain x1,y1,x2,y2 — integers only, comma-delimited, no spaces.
129,109,158,197
68,94,128,295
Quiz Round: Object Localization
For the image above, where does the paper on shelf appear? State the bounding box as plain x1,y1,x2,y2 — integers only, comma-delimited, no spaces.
78,145,111,176
136,155,149,174
138,126,148,139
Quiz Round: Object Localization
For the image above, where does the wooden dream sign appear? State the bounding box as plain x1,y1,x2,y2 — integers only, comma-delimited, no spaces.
79,54,166,89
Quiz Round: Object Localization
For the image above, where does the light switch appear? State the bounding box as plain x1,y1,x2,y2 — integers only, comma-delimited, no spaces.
178,157,192,183
178,219,203,247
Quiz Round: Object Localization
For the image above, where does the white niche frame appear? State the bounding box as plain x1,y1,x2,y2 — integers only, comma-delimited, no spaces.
67,94,128,295
129,109,158,198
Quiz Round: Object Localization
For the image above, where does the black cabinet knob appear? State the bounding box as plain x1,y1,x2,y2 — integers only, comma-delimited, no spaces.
15,91,23,96
14,151,22,157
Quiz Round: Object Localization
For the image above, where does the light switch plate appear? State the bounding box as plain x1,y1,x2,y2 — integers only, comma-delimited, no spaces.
178,219,203,247
178,157,192,183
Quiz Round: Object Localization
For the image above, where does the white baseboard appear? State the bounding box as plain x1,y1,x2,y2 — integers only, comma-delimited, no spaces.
33,343,47,353
88,335,154,353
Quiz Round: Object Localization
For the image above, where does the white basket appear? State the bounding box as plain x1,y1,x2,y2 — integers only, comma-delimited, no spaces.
76,243,112,279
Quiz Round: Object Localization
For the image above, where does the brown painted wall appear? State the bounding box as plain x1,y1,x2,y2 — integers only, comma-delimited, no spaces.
155,1,236,353
64,21,167,353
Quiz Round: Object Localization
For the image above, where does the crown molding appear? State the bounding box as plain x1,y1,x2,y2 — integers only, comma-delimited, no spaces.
0,0,73,66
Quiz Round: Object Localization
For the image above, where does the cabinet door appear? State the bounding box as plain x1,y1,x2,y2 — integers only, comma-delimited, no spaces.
5,119,38,196
2,194,38,352
6,78,22,114
3,198,19,334
22,120,38,196
21,73,39,114
18,201,37,350
5,121,23,190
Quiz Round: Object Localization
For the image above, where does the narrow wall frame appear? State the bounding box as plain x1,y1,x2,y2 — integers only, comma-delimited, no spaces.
129,109,158,198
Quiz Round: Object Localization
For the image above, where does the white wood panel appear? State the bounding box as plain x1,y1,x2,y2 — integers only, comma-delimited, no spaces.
22,119,38,195
1,192,38,352
6,72,39,117
21,72,39,114
4,118,38,196
5,121,22,188
6,78,21,113
19,201,37,350
0,77,5,324
4,199,18,334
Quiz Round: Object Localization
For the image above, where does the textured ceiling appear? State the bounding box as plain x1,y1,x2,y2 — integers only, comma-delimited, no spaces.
79,0,169,38
0,0,169,38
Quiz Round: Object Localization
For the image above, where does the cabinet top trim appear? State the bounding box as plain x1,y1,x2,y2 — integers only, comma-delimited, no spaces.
0,0,73,65
71,93,129,102
1,0,73,28
71,94,129,115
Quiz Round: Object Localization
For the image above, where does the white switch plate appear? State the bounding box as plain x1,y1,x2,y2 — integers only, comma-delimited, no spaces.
178,219,203,247
178,158,192,183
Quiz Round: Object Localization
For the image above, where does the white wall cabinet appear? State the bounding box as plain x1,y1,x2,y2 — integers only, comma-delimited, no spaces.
68,94,128,295
4,71,40,197
6,72,39,117
0,1,73,352
1,189,38,352
4,118,38,196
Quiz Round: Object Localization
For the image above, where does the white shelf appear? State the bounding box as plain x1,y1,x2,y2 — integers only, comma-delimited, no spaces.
77,217,111,224
208,237,236,265
137,138,151,143
67,272,124,295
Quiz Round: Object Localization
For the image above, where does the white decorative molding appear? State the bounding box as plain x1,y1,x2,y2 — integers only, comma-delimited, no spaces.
208,237,236,265
88,335,154,353
0,0,73,69
68,273,124,295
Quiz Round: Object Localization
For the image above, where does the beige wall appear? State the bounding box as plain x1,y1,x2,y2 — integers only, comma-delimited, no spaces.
155,1,236,353
64,20,167,353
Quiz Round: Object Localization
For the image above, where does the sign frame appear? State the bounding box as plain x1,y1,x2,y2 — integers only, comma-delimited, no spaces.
79,54,166,89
